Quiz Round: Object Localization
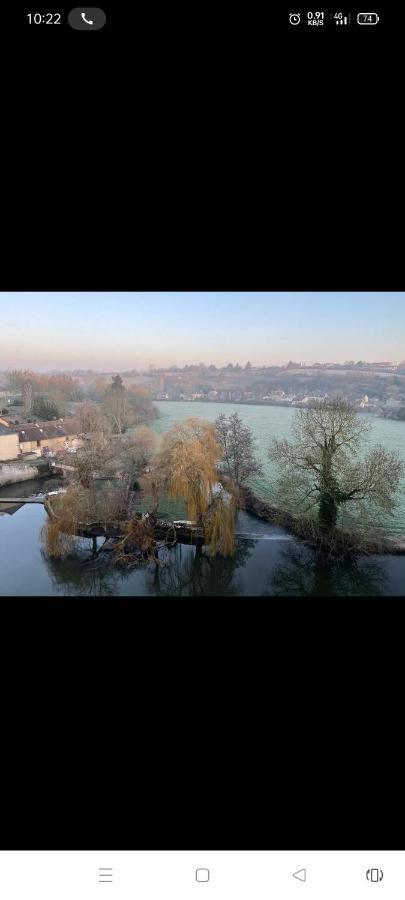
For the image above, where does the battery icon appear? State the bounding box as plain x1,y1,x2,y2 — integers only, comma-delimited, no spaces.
357,13,379,24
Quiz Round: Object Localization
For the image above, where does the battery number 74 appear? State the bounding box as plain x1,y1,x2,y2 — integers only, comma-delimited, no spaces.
357,13,379,24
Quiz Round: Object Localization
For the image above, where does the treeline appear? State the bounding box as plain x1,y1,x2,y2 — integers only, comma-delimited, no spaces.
7,369,84,400
4,370,157,425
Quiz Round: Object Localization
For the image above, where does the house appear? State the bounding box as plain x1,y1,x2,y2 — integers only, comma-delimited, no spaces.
0,424,20,461
0,390,13,407
17,420,82,456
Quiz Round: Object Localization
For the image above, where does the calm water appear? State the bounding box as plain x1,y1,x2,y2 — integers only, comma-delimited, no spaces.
1,503,404,596
0,405,404,597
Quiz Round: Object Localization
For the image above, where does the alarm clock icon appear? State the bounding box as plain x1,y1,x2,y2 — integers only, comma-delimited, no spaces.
289,13,301,25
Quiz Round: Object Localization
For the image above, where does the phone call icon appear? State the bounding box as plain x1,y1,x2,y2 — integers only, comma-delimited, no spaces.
68,8,106,29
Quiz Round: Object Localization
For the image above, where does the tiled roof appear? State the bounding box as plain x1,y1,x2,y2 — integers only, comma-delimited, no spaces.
17,419,81,442
18,424,55,442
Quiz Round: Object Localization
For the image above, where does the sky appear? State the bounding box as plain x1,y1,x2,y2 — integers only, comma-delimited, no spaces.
0,292,404,370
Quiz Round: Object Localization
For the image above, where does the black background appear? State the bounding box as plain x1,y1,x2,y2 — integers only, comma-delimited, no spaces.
0,5,402,849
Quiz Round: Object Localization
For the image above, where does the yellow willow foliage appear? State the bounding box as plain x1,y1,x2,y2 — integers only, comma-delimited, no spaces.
124,516,155,552
157,418,221,522
41,486,98,559
42,517,76,559
203,494,236,557
156,418,237,555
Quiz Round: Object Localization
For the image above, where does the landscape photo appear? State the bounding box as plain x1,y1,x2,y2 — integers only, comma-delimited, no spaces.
1,291,405,597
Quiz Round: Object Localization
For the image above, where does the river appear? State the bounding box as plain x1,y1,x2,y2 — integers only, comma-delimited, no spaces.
1,503,404,596
0,404,404,597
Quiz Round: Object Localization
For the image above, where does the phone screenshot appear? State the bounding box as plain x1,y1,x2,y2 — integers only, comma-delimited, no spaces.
0,291,404,599
0,4,402,896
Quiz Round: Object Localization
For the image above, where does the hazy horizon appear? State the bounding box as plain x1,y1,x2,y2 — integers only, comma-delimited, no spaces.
1,292,404,369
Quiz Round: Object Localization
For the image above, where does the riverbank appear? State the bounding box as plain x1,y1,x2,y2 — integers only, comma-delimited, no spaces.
239,485,405,557
0,457,53,486
0,464,39,487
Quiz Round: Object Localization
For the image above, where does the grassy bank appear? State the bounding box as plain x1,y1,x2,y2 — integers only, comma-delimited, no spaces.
237,484,405,558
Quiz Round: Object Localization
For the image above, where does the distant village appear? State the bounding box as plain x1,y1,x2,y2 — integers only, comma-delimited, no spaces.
1,358,405,466
153,388,405,412
146,360,405,420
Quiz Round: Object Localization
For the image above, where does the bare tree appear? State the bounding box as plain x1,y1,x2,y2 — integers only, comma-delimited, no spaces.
22,381,33,413
79,402,110,435
74,436,109,488
103,377,132,434
269,398,404,533
7,369,34,391
118,426,157,484
215,412,263,487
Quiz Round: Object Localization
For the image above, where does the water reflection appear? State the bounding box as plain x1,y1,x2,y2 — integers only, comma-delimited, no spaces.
0,476,63,500
42,547,127,596
145,539,255,597
267,543,389,596
41,536,391,597
42,538,255,597
2,498,403,597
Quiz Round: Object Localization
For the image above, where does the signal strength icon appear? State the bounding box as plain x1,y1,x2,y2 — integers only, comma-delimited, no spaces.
334,12,351,26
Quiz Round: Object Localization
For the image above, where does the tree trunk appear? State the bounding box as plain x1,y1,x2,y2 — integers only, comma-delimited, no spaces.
318,451,338,531
318,492,338,530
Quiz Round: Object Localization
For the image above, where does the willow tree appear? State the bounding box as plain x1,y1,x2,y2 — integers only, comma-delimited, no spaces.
156,417,236,555
269,398,404,534
41,485,127,558
41,487,94,558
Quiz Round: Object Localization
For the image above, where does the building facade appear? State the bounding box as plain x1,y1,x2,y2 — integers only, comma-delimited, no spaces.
17,421,82,456
0,425,20,461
